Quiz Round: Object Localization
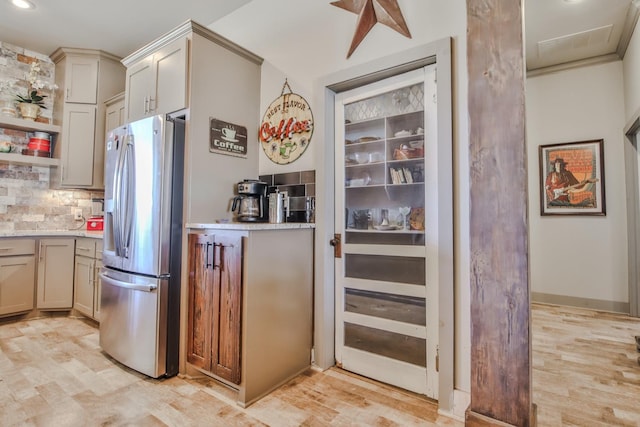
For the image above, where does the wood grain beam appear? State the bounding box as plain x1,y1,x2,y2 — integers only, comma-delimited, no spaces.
466,0,534,426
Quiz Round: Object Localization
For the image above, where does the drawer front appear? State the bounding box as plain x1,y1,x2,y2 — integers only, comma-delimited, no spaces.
75,238,96,258
0,239,36,256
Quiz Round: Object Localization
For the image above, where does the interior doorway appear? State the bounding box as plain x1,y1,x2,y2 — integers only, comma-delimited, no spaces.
333,67,439,398
315,38,454,409
625,118,640,316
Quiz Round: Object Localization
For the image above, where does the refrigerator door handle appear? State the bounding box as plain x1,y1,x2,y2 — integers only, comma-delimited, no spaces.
112,137,127,257
121,137,136,258
99,272,158,292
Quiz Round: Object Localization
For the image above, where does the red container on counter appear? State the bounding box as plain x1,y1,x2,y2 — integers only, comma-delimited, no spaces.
86,216,104,231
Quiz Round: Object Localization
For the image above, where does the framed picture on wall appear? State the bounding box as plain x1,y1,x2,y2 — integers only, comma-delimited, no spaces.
539,139,605,216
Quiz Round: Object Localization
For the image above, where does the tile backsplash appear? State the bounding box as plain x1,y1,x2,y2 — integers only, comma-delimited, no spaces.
259,170,315,223
0,163,102,232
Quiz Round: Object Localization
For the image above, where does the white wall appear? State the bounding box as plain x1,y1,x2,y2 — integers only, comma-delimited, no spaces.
210,0,471,403
526,61,628,306
623,20,640,123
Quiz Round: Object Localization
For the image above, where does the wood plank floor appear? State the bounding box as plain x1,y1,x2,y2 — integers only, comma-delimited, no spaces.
0,315,459,426
1,303,640,426
532,303,640,426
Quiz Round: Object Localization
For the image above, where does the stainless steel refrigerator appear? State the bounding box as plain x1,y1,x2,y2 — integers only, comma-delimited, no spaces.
100,113,185,378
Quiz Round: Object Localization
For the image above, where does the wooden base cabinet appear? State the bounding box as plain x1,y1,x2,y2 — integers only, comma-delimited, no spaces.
37,238,75,309
73,238,104,321
187,233,242,384
0,239,35,316
186,226,313,407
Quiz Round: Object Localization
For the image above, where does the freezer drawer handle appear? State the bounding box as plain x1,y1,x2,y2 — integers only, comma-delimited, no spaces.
99,272,157,292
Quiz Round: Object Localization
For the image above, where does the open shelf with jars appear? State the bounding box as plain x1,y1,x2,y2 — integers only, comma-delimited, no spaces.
0,116,60,167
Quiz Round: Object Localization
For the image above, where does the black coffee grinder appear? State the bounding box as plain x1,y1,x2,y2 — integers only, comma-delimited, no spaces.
231,179,268,222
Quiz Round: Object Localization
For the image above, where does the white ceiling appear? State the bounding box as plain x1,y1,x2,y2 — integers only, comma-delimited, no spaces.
0,0,252,58
0,0,636,72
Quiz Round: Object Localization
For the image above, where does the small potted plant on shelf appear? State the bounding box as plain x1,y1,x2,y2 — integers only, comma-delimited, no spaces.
15,60,56,121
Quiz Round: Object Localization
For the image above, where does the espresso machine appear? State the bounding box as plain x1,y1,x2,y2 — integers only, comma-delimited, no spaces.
231,179,268,222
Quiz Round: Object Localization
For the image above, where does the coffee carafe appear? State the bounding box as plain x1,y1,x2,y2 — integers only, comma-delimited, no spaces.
231,179,268,222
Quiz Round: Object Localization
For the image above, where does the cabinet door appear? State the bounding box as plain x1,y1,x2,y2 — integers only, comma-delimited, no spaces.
105,97,125,134
334,68,439,398
73,255,95,317
211,233,242,384
37,239,75,309
64,56,99,104
94,259,103,321
61,104,97,187
153,37,188,117
125,57,153,122
0,255,35,316
187,234,214,370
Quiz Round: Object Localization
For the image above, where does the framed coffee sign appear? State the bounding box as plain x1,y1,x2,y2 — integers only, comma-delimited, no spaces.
209,118,248,158
259,80,313,165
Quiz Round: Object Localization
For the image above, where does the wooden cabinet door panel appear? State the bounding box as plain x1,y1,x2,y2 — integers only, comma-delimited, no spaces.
65,56,98,104
187,234,214,369
61,104,97,187
0,255,35,316
36,239,75,309
73,256,94,317
153,37,188,116
125,57,153,122
211,234,242,384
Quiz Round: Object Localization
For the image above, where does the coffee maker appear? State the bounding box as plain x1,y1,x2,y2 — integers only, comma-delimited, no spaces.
231,179,268,222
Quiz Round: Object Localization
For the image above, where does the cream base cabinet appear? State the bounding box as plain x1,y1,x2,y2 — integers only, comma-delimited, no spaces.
73,238,103,321
37,238,75,310
52,48,125,189
0,239,35,317
124,37,188,123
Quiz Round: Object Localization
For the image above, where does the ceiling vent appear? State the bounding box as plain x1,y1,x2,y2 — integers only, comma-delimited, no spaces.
537,24,613,57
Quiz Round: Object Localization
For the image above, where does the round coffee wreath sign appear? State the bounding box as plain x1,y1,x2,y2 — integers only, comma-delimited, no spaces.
259,80,313,164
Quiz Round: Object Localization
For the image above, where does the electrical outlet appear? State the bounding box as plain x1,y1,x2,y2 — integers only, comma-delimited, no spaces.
74,208,83,221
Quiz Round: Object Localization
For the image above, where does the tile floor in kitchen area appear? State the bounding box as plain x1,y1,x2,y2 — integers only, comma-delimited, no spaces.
1,303,640,426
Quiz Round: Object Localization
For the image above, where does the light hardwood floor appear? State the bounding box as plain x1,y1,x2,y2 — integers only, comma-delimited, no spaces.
532,303,640,426
1,303,639,426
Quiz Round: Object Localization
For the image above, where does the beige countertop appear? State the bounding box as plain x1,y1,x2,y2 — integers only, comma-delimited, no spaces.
186,222,315,231
0,230,104,239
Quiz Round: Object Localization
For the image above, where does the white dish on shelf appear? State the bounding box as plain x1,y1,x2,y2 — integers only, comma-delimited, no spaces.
394,130,412,137
374,224,400,231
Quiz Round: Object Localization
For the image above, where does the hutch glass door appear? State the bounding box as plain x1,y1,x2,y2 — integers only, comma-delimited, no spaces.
334,66,439,398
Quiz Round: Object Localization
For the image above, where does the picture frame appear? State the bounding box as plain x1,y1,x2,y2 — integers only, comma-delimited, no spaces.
539,139,605,216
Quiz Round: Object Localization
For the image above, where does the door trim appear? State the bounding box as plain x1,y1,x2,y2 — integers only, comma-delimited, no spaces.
625,113,640,316
315,37,454,411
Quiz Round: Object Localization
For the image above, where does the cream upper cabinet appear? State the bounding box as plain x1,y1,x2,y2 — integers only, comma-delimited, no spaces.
62,56,99,104
124,37,188,122
60,103,96,187
51,48,125,190
36,238,75,310
105,92,125,135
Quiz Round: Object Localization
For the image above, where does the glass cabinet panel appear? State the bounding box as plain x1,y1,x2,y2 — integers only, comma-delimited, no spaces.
343,83,425,246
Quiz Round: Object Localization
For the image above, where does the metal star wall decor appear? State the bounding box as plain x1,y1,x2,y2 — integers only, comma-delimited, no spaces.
331,0,412,59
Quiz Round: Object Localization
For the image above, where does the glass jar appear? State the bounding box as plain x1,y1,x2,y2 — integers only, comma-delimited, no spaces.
0,95,16,118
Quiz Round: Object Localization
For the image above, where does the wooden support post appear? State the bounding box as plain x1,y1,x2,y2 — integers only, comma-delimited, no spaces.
466,0,534,426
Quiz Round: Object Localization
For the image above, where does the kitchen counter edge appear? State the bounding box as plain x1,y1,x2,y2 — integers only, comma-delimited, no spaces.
186,222,315,231
0,230,104,239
